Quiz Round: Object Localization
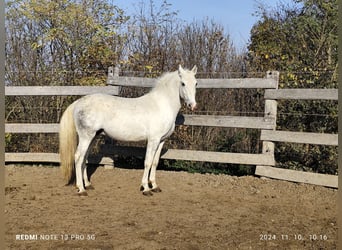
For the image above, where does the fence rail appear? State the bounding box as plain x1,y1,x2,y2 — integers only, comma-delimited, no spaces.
5,68,338,188
107,67,278,89
260,130,338,146
107,76,278,89
5,124,59,133
5,86,120,96
264,89,338,100
255,166,337,188
5,115,275,133
5,149,275,166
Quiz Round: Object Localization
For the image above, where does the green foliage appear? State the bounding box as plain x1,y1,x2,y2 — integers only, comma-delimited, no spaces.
162,160,255,176
5,134,12,147
248,0,338,174
249,0,338,79
6,0,129,86
275,143,337,175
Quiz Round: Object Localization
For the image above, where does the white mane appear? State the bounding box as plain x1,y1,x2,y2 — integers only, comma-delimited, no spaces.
151,71,179,93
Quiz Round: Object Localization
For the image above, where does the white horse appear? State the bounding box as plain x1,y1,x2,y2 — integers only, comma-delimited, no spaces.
59,65,198,196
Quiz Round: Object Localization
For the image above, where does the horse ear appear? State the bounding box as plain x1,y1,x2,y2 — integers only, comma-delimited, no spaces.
178,65,185,76
191,65,197,75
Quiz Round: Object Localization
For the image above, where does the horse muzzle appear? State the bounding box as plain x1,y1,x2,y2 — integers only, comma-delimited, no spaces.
188,102,197,111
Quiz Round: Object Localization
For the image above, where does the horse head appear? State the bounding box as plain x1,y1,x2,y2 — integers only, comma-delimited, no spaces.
178,65,198,111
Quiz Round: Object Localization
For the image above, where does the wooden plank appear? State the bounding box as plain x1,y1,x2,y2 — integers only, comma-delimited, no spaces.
161,149,275,166
5,150,275,166
196,78,277,89
5,153,60,163
255,165,338,188
261,130,338,146
265,89,338,100
4,153,114,166
107,76,278,89
5,124,59,133
177,115,275,129
5,86,120,96
107,76,156,87
105,146,275,166
5,114,276,133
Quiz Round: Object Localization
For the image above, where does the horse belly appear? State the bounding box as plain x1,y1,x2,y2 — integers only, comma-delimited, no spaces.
103,119,148,142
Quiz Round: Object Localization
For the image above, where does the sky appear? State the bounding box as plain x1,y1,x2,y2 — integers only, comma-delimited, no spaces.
113,0,297,50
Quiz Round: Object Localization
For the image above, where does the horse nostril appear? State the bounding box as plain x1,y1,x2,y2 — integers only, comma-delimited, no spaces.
188,103,197,111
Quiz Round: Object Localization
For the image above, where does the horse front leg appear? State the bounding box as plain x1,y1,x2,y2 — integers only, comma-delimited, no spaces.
149,141,165,193
141,139,160,196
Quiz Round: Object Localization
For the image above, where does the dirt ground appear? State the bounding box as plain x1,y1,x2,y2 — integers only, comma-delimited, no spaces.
5,165,337,250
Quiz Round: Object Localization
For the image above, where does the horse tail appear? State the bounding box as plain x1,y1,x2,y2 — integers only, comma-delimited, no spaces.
59,102,77,185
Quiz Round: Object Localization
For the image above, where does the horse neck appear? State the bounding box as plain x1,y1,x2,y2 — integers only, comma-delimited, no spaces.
151,71,181,112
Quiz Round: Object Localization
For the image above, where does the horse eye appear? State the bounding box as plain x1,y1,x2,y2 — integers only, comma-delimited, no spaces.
181,82,185,86
195,82,198,87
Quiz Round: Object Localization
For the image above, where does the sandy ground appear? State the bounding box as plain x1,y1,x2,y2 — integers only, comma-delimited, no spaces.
5,165,337,250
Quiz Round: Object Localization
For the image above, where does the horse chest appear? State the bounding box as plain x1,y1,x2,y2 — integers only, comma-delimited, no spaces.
160,120,176,141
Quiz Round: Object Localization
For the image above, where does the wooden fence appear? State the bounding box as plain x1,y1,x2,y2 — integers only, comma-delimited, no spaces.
5,67,338,188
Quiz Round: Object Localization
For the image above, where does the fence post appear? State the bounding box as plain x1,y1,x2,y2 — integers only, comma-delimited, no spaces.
256,71,279,173
106,66,120,86
104,66,120,169
101,139,115,169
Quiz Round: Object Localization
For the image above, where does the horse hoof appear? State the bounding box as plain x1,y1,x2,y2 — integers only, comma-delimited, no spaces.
140,186,144,192
85,185,95,190
152,187,162,193
77,191,88,196
142,190,153,196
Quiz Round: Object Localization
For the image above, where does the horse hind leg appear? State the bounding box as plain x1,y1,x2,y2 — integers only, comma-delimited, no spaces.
83,135,99,190
83,168,94,190
74,133,96,196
